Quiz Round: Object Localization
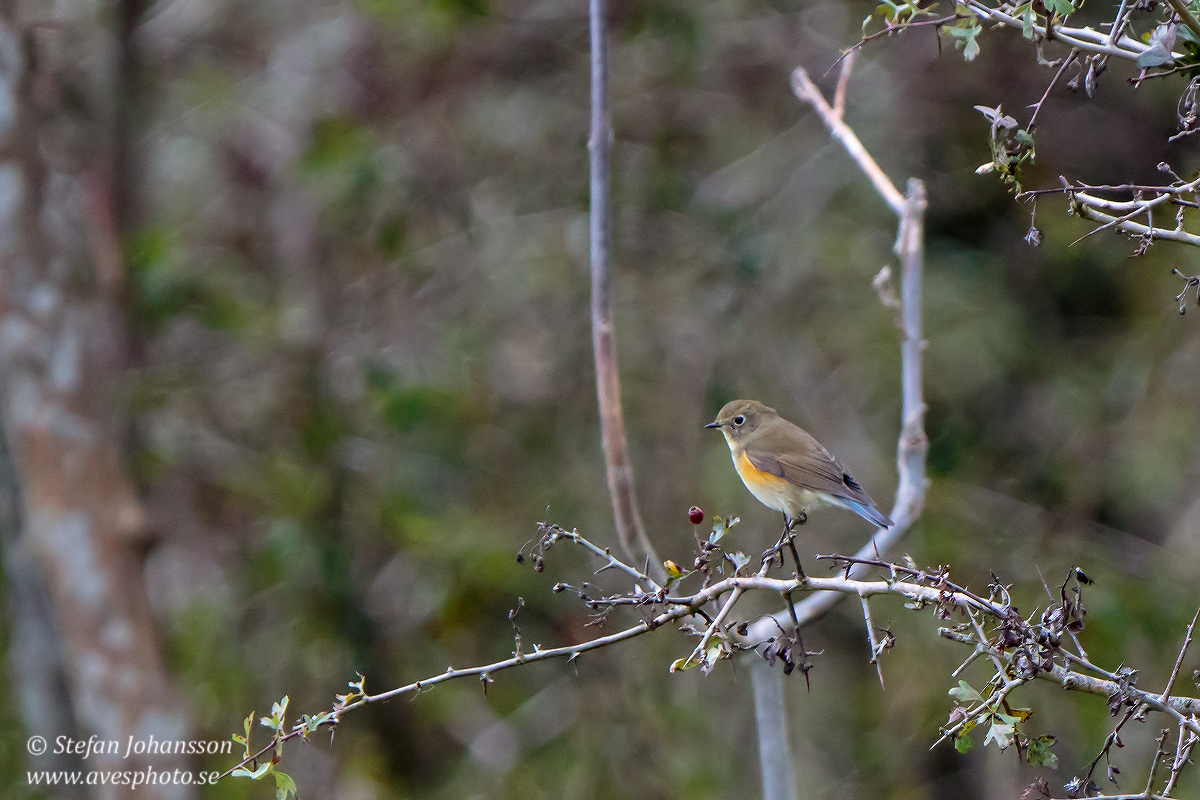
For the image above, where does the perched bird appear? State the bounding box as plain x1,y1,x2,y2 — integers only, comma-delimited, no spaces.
705,399,892,530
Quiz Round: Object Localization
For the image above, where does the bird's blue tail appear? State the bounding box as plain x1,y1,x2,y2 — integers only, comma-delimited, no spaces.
844,500,893,529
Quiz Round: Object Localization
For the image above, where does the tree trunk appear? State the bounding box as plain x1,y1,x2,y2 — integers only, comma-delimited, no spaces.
0,12,194,800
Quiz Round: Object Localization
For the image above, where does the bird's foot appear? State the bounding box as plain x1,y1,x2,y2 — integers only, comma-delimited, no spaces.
774,521,807,580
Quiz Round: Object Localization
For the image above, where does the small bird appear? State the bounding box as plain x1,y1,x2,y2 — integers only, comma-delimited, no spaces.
705,399,892,530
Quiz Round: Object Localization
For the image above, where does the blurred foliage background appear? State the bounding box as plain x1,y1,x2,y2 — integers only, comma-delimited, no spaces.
4,0,1200,797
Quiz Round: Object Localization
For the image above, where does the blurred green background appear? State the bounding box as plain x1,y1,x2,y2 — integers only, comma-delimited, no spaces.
4,0,1200,797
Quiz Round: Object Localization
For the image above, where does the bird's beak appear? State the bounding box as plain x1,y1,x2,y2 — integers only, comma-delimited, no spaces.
704,421,722,429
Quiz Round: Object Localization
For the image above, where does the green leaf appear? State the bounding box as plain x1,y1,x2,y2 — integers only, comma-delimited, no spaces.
962,29,980,61
949,680,984,705
701,644,724,673
1050,0,1073,16
231,763,272,780
669,656,698,672
1137,24,1177,67
984,716,1015,749
261,695,290,733
1022,5,1034,38
947,25,982,61
1026,734,1059,768
728,552,750,572
1137,44,1175,68
274,770,298,800
1007,707,1033,723
954,734,973,753
300,712,333,737
708,514,740,545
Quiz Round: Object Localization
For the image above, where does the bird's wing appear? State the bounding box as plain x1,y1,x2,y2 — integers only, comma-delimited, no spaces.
744,427,879,508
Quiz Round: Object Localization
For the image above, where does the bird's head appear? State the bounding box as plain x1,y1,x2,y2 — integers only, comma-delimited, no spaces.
704,399,776,443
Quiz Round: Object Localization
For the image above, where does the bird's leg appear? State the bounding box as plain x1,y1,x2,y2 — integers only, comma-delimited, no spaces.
779,513,807,579
760,540,783,570
760,516,789,569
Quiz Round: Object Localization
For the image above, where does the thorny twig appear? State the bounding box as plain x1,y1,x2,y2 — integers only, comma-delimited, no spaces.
1027,50,1078,131
859,594,887,688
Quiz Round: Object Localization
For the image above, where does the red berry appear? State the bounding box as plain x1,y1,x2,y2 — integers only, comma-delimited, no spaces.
688,506,704,525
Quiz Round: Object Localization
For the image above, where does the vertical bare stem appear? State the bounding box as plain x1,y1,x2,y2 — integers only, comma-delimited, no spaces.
748,655,800,800
589,0,662,576
745,71,928,639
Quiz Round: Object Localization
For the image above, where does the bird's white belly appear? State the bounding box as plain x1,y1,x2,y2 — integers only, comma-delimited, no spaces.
745,481,826,518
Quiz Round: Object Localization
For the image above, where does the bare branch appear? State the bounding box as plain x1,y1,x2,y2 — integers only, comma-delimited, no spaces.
833,51,856,121
1160,606,1200,705
828,14,961,77
1143,727,1171,798
960,0,1153,62
937,628,1200,722
1027,50,1078,131
679,587,743,671
790,68,906,214
589,0,662,576
1163,0,1200,44
1162,719,1198,796
859,595,886,688
1074,201,1200,248
1108,0,1133,45
221,523,1200,785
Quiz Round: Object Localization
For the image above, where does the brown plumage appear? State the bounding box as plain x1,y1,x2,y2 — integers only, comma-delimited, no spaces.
705,399,892,529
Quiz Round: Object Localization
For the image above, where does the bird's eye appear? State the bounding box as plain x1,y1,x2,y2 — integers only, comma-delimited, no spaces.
733,415,745,426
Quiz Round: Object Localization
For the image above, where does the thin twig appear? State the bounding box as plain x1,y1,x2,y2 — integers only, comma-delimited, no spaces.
1164,0,1200,43
1160,606,1200,704
859,594,886,688
1064,174,1200,247
1162,717,1198,796
967,606,1013,679
832,51,856,121
1108,0,1132,45
825,14,960,77
1132,61,1200,84
682,587,743,669
1144,727,1170,797
1036,564,1089,661
551,525,663,592
952,649,984,678
1027,50,1077,131
791,67,906,214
